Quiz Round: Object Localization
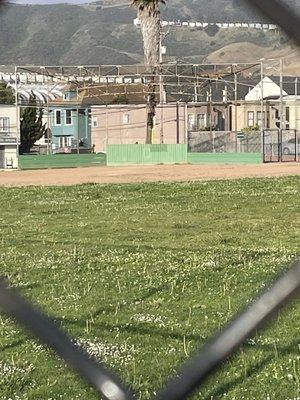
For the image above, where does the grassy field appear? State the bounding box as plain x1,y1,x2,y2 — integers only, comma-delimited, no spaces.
0,177,299,400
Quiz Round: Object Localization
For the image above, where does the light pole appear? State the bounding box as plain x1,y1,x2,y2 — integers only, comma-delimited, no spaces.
260,59,265,133
14,65,20,163
234,70,238,153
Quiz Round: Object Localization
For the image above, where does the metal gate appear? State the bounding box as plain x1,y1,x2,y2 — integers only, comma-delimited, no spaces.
263,129,299,163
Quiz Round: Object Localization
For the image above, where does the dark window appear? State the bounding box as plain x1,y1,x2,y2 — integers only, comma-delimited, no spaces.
286,107,290,122
55,110,61,125
66,110,72,125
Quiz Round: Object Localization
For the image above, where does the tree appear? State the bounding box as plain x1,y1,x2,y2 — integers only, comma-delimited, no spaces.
111,94,129,104
0,82,14,105
132,0,166,144
20,93,46,154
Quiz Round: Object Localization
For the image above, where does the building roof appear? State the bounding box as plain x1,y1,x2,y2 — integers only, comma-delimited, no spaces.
49,83,160,107
7,82,69,105
245,77,288,101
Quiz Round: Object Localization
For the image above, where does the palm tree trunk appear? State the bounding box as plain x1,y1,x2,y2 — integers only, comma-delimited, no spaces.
146,72,157,144
138,8,160,144
138,8,160,67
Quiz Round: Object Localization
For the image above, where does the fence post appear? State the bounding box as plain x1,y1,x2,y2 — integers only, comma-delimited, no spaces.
176,102,180,144
295,130,297,162
262,130,265,163
279,129,283,162
297,130,299,163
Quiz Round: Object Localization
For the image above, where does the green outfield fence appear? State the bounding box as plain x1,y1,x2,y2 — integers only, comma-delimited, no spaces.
107,144,188,165
19,150,263,169
107,144,263,166
19,153,106,170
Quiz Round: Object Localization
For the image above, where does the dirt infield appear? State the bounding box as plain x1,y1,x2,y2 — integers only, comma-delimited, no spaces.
0,163,299,186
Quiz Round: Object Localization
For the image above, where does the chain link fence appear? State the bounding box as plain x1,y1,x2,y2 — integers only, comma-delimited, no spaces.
188,130,261,153
263,129,300,162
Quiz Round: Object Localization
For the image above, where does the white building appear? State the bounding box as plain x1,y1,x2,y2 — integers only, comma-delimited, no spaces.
284,95,300,131
0,105,19,169
245,77,287,101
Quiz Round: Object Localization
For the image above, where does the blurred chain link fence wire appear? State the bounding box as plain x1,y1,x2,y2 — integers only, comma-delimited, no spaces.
245,0,300,45
0,0,299,399
188,130,261,153
263,129,300,162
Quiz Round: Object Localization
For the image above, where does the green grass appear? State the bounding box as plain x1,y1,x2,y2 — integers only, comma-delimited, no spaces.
0,177,299,400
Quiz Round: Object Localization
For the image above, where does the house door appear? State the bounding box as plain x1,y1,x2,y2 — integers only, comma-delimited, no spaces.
0,146,5,169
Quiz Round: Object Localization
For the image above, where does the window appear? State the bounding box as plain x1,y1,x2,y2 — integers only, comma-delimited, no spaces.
66,110,72,125
58,136,72,148
247,111,254,127
123,114,130,124
55,110,61,125
197,114,206,130
257,111,265,128
0,117,9,133
286,107,290,129
92,116,98,127
188,114,195,130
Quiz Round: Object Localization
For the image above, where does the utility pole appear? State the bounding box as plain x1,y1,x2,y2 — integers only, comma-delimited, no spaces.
176,102,180,144
159,31,167,144
234,71,238,153
46,86,50,155
76,85,80,155
160,104,164,144
193,65,197,103
159,33,164,105
279,58,284,162
14,65,20,161
280,59,284,130
105,104,109,151
260,60,265,133
194,82,198,103
209,85,214,151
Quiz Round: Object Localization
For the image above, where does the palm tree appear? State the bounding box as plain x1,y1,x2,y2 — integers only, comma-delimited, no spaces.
132,0,166,143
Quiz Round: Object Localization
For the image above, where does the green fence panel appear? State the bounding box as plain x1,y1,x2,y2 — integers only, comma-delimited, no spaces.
187,153,262,164
19,154,106,170
107,144,188,165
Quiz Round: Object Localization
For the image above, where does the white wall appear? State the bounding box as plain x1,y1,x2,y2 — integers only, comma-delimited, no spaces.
0,105,19,134
4,145,18,169
0,106,19,169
